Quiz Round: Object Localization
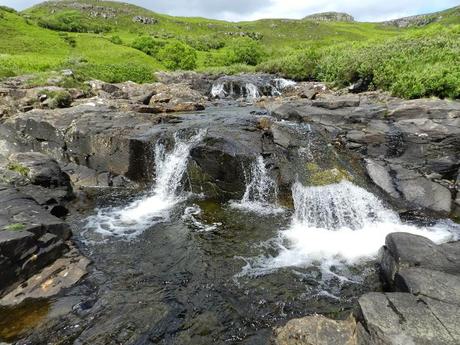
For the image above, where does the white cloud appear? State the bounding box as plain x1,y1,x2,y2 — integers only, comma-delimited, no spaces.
3,0,459,22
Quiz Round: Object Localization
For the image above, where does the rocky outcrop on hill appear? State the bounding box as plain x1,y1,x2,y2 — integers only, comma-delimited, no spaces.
303,12,355,22
382,6,460,28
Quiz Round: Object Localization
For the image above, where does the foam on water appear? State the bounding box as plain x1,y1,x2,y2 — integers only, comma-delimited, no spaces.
230,156,284,215
84,130,206,239
239,181,459,277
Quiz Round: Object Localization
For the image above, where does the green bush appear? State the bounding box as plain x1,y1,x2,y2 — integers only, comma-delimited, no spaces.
258,25,460,99
131,36,165,56
109,35,123,45
257,48,319,80
157,41,197,70
75,63,156,83
186,35,226,51
38,11,111,33
224,37,265,66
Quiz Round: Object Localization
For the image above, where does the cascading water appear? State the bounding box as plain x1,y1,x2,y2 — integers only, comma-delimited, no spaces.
84,130,206,239
230,156,283,214
210,77,296,100
240,180,459,277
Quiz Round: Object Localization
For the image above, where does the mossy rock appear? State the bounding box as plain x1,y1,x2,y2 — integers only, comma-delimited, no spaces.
4,223,26,231
7,162,30,176
306,162,352,186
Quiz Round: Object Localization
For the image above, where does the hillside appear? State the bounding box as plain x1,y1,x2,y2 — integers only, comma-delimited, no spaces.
0,1,459,98
382,5,460,27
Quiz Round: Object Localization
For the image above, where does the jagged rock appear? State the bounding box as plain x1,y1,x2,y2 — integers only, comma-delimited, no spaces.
379,232,460,285
391,166,452,213
273,314,357,345
8,152,71,189
0,185,71,296
0,246,90,306
364,159,399,198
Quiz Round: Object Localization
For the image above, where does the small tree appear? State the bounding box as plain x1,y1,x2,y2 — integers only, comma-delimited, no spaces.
158,41,197,70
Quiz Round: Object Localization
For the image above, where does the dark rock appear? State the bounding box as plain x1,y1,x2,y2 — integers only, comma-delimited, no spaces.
0,185,71,296
379,233,460,285
8,152,72,189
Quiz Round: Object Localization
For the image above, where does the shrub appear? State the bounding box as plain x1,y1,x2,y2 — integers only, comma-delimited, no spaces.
157,41,197,70
224,37,265,66
59,33,77,48
75,63,156,83
131,36,165,56
38,11,111,33
109,35,123,45
257,48,319,80
186,35,226,51
258,25,460,99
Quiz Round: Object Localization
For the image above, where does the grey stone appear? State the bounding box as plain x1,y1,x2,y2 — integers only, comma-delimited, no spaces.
358,292,456,345
396,268,460,305
365,159,399,198
274,314,357,345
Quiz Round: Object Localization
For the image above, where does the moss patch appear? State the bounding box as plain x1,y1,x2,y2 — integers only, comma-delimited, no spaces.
306,162,351,186
7,162,30,176
4,223,26,231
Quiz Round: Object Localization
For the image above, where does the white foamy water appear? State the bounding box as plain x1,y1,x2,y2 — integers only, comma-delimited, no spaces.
182,205,222,232
230,156,284,215
85,130,206,239
240,181,459,276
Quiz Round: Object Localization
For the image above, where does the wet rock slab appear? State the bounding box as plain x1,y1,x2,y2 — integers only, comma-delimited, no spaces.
0,246,89,306
358,233,460,345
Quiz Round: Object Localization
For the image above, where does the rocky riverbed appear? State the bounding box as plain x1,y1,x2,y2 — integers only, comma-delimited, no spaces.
0,72,459,344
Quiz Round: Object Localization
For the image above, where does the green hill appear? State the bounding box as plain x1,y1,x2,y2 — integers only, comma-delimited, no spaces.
0,1,459,98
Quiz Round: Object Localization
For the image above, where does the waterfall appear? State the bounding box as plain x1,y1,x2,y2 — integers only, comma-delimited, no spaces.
230,156,283,214
210,77,296,100
239,180,458,277
85,130,206,239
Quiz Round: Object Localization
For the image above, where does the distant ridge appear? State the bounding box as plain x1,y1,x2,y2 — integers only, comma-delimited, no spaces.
303,12,354,22
382,5,460,27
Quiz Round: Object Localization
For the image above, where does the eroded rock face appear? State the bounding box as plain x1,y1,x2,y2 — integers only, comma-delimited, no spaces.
266,95,460,217
0,185,72,296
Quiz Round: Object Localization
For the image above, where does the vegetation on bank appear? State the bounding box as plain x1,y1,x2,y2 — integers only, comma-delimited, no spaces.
0,0,459,99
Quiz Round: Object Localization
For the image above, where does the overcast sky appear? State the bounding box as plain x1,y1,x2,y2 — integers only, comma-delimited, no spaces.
3,0,459,22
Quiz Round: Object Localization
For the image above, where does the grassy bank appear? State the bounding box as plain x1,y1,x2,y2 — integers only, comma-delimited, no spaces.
0,1,459,98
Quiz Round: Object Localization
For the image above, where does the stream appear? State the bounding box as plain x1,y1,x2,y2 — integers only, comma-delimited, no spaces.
2,103,459,345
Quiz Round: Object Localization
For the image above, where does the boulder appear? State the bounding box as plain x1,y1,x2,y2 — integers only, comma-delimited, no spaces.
273,314,357,345
379,232,460,285
8,152,71,189
358,292,459,345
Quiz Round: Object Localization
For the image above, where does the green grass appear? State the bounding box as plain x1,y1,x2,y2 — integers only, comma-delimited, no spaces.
0,1,459,98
